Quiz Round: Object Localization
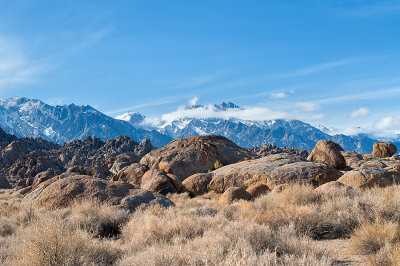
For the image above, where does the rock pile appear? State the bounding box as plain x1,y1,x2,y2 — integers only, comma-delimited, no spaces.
2,126,400,207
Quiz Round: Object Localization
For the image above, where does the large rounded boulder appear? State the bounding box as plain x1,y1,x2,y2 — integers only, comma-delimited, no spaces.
372,142,397,158
23,175,174,211
307,140,346,170
221,187,252,204
208,153,342,193
337,168,400,188
140,135,254,181
114,163,148,186
140,168,183,195
182,173,213,197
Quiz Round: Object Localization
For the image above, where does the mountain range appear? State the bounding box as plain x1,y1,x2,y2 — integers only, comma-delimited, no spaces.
0,97,171,147
0,97,398,153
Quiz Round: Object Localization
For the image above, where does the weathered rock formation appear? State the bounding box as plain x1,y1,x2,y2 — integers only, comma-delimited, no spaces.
307,140,346,170
0,129,155,188
372,142,397,158
140,135,254,181
337,168,400,188
23,175,173,211
248,144,309,159
207,154,342,194
221,187,252,203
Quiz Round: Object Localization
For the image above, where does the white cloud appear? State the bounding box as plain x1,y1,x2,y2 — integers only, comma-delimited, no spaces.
134,102,326,128
350,107,370,118
0,36,47,89
295,102,321,112
159,104,289,125
375,116,400,131
188,96,199,106
270,92,287,99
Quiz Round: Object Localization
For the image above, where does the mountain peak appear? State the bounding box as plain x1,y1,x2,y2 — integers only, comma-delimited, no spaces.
115,112,145,124
215,102,241,110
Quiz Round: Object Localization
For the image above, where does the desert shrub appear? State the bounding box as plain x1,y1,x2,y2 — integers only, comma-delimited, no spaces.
349,221,400,255
10,205,38,228
239,185,324,237
11,213,121,265
67,199,130,237
0,217,14,237
118,217,331,265
119,201,332,265
360,186,400,223
121,206,216,251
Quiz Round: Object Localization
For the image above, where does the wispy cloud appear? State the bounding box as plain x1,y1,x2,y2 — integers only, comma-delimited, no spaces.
105,99,175,115
350,107,369,118
271,58,362,79
295,102,320,112
315,86,400,104
105,93,193,115
337,1,400,17
0,36,48,89
188,96,199,106
270,92,287,99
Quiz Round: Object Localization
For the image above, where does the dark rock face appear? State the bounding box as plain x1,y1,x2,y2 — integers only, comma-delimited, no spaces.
0,175,11,189
249,144,309,159
0,128,155,187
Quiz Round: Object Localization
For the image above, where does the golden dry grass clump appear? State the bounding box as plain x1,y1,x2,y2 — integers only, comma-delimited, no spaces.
2,184,400,265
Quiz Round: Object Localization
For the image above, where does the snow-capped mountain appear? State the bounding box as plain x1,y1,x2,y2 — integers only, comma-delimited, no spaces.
115,112,145,126
0,97,172,147
0,98,396,153
119,102,383,153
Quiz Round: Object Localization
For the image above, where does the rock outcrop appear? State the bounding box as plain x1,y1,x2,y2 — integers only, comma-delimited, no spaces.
24,175,174,211
248,144,309,159
140,169,181,195
182,173,213,197
208,154,342,193
0,176,11,189
221,187,252,203
140,135,254,181
246,183,270,198
372,142,397,158
0,131,155,187
307,140,346,170
341,151,364,169
337,168,400,188
314,181,353,193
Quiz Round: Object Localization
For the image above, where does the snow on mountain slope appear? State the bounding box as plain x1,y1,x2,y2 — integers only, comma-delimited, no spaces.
0,97,171,147
118,102,380,153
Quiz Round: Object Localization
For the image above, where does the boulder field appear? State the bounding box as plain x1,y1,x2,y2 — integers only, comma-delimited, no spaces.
2,131,400,206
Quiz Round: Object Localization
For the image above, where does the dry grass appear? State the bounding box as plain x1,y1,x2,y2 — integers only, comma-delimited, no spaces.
3,184,400,264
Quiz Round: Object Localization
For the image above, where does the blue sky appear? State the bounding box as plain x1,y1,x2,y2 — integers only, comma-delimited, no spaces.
0,0,399,135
